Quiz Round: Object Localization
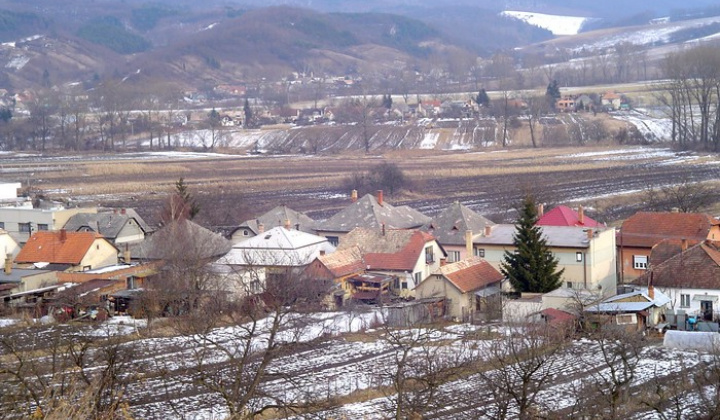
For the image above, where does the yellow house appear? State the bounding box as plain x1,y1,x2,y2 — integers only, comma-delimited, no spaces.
473,225,617,296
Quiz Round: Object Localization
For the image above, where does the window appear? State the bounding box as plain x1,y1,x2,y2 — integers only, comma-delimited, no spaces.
326,236,339,247
567,282,573,289
576,252,583,262
616,314,637,325
126,276,137,290
448,251,460,263
475,248,485,258
414,272,422,286
19,223,31,233
37,224,48,231
633,255,648,270
681,294,691,308
243,229,249,236
425,246,434,264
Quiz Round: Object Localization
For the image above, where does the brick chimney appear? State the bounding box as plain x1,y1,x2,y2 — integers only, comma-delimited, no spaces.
121,208,126,215
537,203,544,217
351,189,358,203
377,190,384,206
258,223,265,234
484,225,492,237
586,229,594,241
578,205,584,225
4,256,11,275
681,238,688,251
284,219,292,229
465,229,473,257
59,229,67,242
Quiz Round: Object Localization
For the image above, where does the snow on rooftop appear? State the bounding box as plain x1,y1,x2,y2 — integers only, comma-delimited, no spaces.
501,10,588,36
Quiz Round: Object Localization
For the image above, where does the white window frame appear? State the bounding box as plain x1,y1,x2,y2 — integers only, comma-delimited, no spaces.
616,314,637,325
576,252,583,262
448,251,460,263
680,294,690,308
633,255,648,270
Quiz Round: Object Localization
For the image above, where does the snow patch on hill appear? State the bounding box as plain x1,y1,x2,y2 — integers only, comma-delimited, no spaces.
501,11,588,36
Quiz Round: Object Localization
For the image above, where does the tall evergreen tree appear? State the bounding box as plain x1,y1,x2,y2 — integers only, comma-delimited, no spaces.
500,196,564,293
476,89,490,107
243,98,253,128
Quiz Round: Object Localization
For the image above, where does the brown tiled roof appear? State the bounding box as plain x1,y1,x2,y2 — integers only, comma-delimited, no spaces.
16,231,103,264
439,256,503,293
317,246,365,277
631,241,720,289
620,212,719,248
340,228,436,272
649,239,702,267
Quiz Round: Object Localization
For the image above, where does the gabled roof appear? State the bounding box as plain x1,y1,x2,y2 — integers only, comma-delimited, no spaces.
222,226,335,266
537,205,602,228
236,205,316,236
132,219,231,261
319,194,431,233
16,231,109,265
648,238,702,267
631,241,720,290
64,209,151,240
423,201,494,246
437,256,503,293
338,227,438,272
474,225,606,248
620,212,719,249
586,287,671,313
317,246,365,278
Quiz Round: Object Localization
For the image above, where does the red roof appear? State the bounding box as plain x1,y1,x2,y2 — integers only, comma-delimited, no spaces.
364,231,436,271
620,212,719,249
632,241,720,289
317,246,365,278
16,231,103,265
537,206,601,228
440,257,503,293
540,308,576,324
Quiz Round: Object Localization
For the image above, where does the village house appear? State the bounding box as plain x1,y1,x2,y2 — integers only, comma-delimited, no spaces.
422,201,495,263
555,96,576,112
315,190,431,246
229,205,316,244
584,286,671,332
618,211,720,282
630,240,720,322
415,256,503,322
601,91,623,110
0,260,56,296
15,230,118,272
0,198,97,244
63,208,152,245
474,224,617,295
337,227,445,297
304,246,365,304
536,204,603,228
219,226,335,296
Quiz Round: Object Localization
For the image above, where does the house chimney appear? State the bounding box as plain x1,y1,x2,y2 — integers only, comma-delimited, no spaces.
648,282,655,301
537,203,544,216
319,250,326,256
377,190,383,206
4,256,11,275
440,258,447,267
284,219,292,229
586,229,594,241
59,229,67,242
123,244,131,263
121,208,126,215
351,189,358,203
578,205,584,225
484,225,492,237
681,238,688,251
465,229,473,257
258,223,265,234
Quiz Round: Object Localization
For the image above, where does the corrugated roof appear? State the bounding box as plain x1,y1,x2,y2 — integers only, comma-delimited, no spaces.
537,205,602,228
620,212,719,249
320,194,430,233
439,256,503,293
423,201,494,246
15,231,105,265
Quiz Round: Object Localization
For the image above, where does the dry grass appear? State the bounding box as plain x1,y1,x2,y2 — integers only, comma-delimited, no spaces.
83,163,190,177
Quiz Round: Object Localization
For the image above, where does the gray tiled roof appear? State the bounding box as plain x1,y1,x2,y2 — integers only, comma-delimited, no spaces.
319,194,430,233
237,205,316,235
64,209,152,240
131,220,231,261
423,201,495,246
473,225,607,248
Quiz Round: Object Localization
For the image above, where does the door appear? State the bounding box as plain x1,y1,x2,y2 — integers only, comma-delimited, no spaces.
701,300,713,321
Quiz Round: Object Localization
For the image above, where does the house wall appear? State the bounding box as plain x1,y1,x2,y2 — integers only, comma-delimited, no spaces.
0,207,97,243
618,246,650,281
503,298,543,323
415,274,470,320
231,228,255,244
408,240,445,295
0,233,19,261
115,220,145,244
8,271,58,293
659,286,720,319
476,230,617,295
74,239,119,272
443,244,472,263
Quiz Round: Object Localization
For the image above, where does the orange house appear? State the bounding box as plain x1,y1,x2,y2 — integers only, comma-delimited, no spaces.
618,212,720,282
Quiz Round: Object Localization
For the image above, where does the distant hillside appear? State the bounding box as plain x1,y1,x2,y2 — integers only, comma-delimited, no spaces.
0,9,49,42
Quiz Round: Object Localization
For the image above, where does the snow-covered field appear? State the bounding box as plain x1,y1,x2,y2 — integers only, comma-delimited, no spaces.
501,10,589,36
